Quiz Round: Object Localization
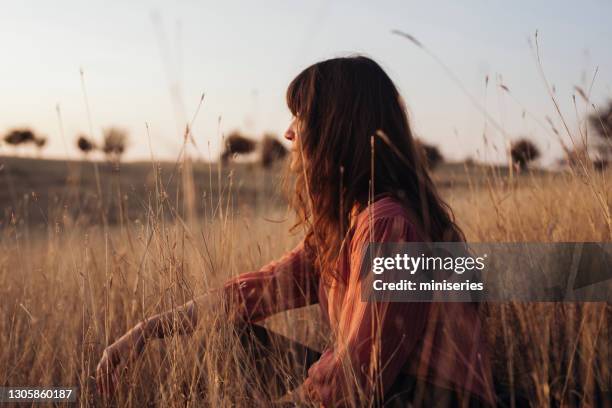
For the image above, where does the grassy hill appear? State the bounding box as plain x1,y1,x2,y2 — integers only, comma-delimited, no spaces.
0,156,551,228
0,156,288,228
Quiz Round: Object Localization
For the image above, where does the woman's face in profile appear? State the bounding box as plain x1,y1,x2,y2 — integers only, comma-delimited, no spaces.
284,117,301,171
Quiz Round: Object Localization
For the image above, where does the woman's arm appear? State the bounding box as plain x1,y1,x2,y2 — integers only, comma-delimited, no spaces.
96,241,318,398
221,241,319,322
138,290,224,340
95,291,221,398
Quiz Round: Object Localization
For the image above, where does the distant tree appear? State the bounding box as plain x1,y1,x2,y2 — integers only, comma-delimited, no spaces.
510,138,540,170
34,136,46,148
415,139,444,170
593,159,609,172
77,135,96,155
588,100,612,164
3,129,36,147
588,101,612,141
221,131,257,163
102,127,128,162
558,147,609,173
560,147,589,169
34,136,47,156
260,133,288,168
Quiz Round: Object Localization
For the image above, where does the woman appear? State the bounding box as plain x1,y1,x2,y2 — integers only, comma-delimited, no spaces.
96,56,495,407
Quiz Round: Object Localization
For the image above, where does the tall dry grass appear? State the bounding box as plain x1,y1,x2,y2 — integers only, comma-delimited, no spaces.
0,160,609,407
450,168,611,407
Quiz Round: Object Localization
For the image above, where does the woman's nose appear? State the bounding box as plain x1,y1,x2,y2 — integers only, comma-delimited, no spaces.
284,128,296,142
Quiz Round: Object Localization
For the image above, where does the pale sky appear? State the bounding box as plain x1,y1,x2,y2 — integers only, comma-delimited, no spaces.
1,0,611,164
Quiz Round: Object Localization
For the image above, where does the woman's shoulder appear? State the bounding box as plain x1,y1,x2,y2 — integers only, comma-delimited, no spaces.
353,195,412,225
352,195,425,242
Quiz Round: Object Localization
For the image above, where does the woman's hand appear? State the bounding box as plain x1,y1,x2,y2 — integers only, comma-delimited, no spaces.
275,378,319,406
96,323,146,399
94,293,216,399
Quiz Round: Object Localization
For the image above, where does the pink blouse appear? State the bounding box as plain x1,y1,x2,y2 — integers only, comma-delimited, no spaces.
222,196,495,406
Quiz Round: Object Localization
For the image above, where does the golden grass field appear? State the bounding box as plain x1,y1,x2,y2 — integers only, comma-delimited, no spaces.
0,156,610,406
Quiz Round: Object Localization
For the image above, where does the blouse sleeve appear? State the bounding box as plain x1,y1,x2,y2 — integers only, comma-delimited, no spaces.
222,241,319,322
305,216,430,407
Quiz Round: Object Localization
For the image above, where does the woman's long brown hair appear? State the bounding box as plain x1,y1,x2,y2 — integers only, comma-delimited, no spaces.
286,55,464,284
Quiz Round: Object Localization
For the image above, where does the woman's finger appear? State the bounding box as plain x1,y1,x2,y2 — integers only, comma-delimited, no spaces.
110,368,120,396
102,373,110,399
95,356,106,396
95,368,101,397
96,352,116,399
97,364,108,397
101,369,116,400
